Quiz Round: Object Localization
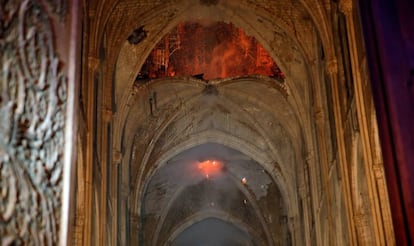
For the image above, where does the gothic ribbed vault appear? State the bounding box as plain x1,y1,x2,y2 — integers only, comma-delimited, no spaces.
76,0,396,245
109,2,317,243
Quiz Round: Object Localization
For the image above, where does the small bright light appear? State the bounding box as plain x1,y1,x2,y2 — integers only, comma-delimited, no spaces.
241,177,247,184
197,160,223,178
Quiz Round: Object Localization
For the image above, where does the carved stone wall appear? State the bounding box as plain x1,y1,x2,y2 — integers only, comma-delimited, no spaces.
0,0,69,244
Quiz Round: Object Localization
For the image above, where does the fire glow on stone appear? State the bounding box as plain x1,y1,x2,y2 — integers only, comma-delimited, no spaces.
137,21,285,81
197,160,223,178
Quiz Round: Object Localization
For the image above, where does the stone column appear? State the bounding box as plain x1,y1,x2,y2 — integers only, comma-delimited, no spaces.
339,0,395,244
325,57,359,245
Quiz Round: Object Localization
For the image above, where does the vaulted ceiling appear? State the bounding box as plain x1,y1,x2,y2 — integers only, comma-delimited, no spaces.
85,0,340,244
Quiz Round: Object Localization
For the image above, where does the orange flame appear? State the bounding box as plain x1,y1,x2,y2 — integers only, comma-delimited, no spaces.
197,160,223,178
137,22,285,81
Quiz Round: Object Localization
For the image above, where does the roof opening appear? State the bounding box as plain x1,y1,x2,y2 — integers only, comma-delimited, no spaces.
136,21,285,81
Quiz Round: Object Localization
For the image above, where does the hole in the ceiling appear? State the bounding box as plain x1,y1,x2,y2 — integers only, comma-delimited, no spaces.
136,21,285,82
128,26,147,45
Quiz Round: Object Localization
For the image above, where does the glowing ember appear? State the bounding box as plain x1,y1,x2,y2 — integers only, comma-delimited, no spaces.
137,21,285,81
198,160,223,178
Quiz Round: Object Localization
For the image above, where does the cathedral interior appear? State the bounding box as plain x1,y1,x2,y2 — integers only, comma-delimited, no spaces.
1,0,413,245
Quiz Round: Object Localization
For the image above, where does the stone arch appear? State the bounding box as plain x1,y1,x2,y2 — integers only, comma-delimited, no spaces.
121,81,303,207
145,143,280,246
112,1,313,115
134,130,293,214
166,211,267,246
94,2,340,245
108,73,314,245
131,131,299,245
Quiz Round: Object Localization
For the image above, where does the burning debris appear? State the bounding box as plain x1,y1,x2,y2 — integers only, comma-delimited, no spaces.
197,160,223,178
137,21,285,81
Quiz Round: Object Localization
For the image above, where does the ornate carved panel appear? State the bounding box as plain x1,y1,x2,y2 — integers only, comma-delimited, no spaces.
0,0,68,244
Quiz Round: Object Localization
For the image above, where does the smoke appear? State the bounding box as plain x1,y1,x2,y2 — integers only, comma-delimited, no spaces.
144,143,272,216
144,143,237,214
142,143,273,245
171,217,254,246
